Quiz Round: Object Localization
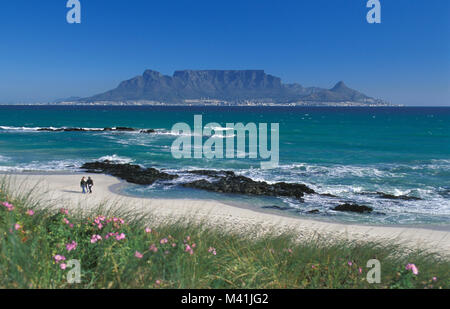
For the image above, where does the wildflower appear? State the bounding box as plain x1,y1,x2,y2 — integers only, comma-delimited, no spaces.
432,277,437,282
66,241,78,252
60,208,69,215
405,263,419,275
14,223,22,231
312,265,316,269
208,247,217,256
172,243,177,247
186,236,190,241
115,233,126,241
348,261,353,266
191,243,196,248
134,251,143,259
90,234,102,243
26,209,34,216
145,228,152,233
54,255,66,263
60,263,67,270
358,267,363,274
2,202,14,211
63,218,70,225
155,280,161,285
149,244,158,253
287,249,293,254
160,238,168,244
69,223,74,228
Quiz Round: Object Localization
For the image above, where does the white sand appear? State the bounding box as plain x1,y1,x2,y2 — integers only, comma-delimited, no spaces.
5,173,450,258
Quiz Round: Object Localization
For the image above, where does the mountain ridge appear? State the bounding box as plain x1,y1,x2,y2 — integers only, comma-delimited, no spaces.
77,70,389,105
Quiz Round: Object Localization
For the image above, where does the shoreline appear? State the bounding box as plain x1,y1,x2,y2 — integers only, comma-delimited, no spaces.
3,170,450,232
2,171,450,257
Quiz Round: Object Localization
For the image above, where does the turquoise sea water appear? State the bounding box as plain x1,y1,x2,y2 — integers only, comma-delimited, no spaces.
0,106,449,225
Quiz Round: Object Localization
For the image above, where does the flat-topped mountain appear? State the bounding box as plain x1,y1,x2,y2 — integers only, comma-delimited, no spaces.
79,70,388,105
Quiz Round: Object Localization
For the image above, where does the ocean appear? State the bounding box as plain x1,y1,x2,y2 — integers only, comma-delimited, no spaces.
0,105,449,226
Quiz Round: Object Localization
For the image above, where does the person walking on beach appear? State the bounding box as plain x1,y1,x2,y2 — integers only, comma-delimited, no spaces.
80,177,87,194
87,177,94,194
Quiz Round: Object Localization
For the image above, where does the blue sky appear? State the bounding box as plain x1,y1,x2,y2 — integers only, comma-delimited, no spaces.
0,0,449,105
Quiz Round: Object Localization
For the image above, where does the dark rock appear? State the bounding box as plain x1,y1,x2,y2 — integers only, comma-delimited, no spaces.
36,127,156,134
139,129,156,134
333,203,373,214
375,192,421,201
262,205,292,211
81,161,177,185
307,209,320,214
182,173,314,200
320,193,338,198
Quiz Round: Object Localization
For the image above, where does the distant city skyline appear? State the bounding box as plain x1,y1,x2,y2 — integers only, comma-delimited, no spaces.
0,0,449,106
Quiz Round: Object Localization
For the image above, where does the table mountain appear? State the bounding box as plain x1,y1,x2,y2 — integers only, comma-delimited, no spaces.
80,70,385,105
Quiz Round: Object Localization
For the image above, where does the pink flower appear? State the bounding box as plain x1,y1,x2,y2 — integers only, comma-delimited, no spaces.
14,223,21,231
432,277,437,282
287,249,293,254
26,209,34,216
160,238,168,244
172,243,177,247
192,243,196,248
185,244,192,252
358,267,363,274
63,218,70,225
208,247,217,255
134,251,143,259
2,202,14,211
145,228,152,233
90,234,102,243
60,263,67,270
60,208,68,215
405,263,419,275
155,280,161,285
312,265,316,269
348,261,353,266
149,244,158,252
69,223,74,228
186,236,190,241
54,255,66,263
115,233,126,241
66,241,78,252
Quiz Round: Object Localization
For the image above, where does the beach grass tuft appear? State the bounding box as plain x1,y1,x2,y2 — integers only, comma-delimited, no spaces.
0,178,449,289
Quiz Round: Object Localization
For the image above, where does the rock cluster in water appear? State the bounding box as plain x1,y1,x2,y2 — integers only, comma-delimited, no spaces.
37,127,156,133
80,162,406,216
333,203,373,213
81,161,177,185
182,170,315,199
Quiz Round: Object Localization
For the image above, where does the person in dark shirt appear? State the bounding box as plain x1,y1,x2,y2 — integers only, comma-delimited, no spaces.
86,177,94,194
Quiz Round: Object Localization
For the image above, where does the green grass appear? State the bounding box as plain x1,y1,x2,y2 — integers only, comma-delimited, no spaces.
0,178,449,289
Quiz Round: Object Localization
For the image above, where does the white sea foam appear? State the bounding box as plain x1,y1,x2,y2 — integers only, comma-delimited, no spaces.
97,155,134,164
0,159,84,172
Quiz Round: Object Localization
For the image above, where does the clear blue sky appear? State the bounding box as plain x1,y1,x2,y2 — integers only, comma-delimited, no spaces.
0,0,449,105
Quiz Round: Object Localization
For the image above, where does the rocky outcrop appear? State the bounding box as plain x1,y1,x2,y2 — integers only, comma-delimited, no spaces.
182,171,315,199
333,203,373,213
81,161,178,185
36,127,156,134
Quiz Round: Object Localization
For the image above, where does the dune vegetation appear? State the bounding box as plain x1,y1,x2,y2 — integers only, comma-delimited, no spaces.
0,178,448,289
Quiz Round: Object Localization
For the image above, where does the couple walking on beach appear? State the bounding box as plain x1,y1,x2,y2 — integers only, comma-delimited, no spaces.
80,177,94,194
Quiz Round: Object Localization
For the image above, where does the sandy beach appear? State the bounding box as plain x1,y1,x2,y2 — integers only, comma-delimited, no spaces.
4,172,450,258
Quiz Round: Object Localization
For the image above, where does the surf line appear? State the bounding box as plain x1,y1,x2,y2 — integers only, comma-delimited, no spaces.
170,115,279,169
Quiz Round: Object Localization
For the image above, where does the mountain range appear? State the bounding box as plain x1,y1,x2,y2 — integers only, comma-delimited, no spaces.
76,70,388,105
